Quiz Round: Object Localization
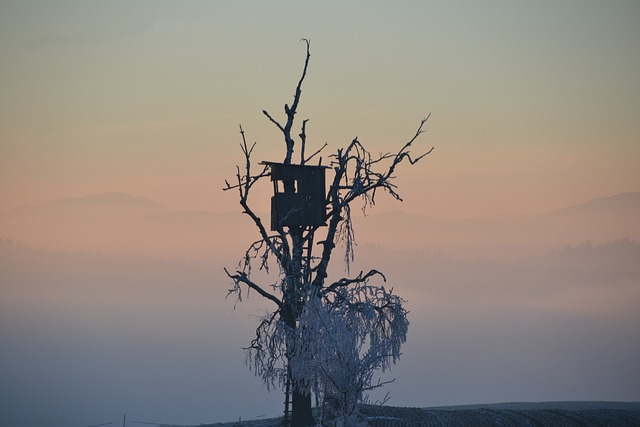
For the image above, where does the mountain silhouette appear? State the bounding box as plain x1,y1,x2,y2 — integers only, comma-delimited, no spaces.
352,191,640,259
0,191,637,259
546,191,640,219
0,192,168,224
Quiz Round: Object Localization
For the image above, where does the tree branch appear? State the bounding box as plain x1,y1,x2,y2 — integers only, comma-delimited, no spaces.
225,267,283,309
299,119,309,164
223,126,289,267
261,39,312,164
262,110,285,133
324,269,387,294
304,142,328,165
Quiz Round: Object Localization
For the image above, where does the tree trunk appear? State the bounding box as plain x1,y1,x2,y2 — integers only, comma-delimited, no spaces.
291,388,314,426
287,225,315,426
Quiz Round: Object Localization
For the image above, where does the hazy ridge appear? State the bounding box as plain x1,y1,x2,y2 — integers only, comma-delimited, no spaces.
1,191,638,259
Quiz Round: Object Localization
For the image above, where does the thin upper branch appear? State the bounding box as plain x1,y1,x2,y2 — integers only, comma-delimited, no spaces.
304,142,328,165
299,119,309,164
261,39,312,164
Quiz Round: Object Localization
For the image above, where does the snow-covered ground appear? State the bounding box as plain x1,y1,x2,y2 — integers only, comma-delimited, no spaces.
175,401,640,426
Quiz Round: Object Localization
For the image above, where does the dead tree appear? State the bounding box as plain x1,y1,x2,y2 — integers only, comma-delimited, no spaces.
224,39,433,426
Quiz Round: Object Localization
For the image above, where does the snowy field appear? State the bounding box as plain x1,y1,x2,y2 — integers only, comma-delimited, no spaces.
177,401,640,426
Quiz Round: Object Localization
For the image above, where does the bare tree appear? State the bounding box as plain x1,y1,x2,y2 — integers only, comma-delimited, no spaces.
224,39,432,426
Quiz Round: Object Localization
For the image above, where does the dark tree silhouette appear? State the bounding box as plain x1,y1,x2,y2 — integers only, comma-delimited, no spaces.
224,39,432,426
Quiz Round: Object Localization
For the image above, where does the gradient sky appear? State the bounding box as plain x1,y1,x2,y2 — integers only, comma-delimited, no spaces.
1,2,640,427
1,1,639,218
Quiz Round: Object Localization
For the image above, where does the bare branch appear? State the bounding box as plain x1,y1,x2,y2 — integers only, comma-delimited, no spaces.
222,126,294,274
304,142,328,165
262,39,312,164
299,119,309,164
222,125,269,192
338,116,434,209
225,267,282,309
325,269,387,294
262,110,285,133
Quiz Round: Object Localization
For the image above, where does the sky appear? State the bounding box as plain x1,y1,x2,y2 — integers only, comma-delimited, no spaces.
1,2,640,427
1,1,639,219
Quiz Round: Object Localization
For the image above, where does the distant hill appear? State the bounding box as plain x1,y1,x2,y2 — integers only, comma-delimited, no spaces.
548,191,640,218
0,192,168,224
0,192,257,258
0,191,637,259
194,401,640,426
352,191,640,258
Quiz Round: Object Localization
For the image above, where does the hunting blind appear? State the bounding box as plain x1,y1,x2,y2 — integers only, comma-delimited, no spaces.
262,162,328,230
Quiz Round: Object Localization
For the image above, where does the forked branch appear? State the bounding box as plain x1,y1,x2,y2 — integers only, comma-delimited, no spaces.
262,39,312,164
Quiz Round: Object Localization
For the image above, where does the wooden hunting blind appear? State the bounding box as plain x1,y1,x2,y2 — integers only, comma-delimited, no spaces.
262,161,328,230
